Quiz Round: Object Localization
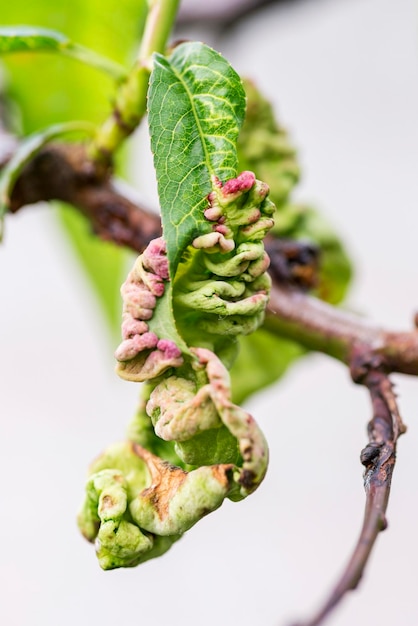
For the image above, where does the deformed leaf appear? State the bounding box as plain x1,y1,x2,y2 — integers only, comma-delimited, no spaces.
148,41,246,274
148,283,189,354
0,26,127,80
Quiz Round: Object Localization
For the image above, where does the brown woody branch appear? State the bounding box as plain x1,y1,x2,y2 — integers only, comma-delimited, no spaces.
8,142,161,252
290,357,406,626
266,285,418,376
265,287,415,625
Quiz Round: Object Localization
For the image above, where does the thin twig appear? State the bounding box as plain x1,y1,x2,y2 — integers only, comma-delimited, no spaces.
290,355,406,626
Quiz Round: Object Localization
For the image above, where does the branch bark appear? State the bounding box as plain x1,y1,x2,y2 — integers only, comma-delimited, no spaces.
8,142,161,251
266,285,418,375
290,359,406,626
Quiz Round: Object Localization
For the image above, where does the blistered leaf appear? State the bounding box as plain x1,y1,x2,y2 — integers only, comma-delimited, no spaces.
148,283,188,353
0,26,127,80
148,42,246,274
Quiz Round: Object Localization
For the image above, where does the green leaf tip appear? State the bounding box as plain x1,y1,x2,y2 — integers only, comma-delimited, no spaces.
0,26,127,81
148,41,246,275
0,26,68,51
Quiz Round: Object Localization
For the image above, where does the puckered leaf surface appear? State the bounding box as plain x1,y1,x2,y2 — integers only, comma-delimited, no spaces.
148,42,246,275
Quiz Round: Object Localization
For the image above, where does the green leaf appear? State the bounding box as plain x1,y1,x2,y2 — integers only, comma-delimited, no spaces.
0,26,127,80
0,121,96,237
58,206,129,336
148,283,189,354
231,329,305,405
0,2,147,131
0,25,67,51
148,42,246,274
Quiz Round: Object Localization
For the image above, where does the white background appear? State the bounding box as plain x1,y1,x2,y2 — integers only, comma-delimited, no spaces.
1,0,418,624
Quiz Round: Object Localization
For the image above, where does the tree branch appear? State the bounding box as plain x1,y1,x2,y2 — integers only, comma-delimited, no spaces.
290,358,406,626
8,142,161,251
266,285,418,376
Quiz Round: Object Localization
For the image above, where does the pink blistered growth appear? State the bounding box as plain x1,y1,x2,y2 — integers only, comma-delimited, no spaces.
138,341,184,379
116,334,184,380
247,251,271,278
121,282,156,320
115,331,159,362
240,217,275,241
245,208,261,224
204,206,223,222
256,180,269,200
121,318,149,340
221,171,255,197
142,237,169,281
141,272,166,298
191,347,231,402
192,231,235,252
210,176,223,190
156,339,182,360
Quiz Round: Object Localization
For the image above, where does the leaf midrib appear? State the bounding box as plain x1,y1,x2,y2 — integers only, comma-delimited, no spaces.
169,62,215,182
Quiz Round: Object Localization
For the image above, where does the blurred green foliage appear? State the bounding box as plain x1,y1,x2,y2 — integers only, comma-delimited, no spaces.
1,1,147,130
0,1,147,336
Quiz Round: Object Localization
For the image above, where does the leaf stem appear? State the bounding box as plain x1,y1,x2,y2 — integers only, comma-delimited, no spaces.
88,0,181,163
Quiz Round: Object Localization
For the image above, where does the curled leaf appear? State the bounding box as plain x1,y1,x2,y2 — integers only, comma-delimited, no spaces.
78,441,233,569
